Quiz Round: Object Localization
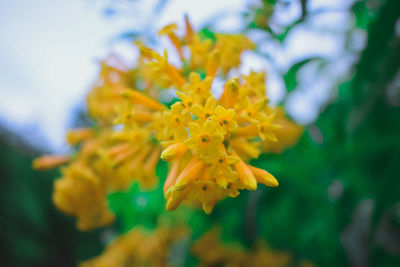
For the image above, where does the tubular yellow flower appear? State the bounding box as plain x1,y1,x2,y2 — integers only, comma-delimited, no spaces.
161,142,188,161
219,79,240,108
184,15,194,42
184,120,224,159
248,165,279,187
162,102,191,142
176,90,198,108
158,23,184,60
188,35,213,69
32,155,70,170
232,153,258,191
207,151,239,185
121,89,166,111
66,128,94,146
262,106,303,153
210,105,238,134
230,138,261,161
174,158,205,190
242,70,268,97
237,96,267,123
181,72,213,99
206,49,221,78
215,34,255,74
191,96,216,122
163,160,180,195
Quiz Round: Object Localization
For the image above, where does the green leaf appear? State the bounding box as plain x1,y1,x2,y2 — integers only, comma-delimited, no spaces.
283,58,323,92
198,28,216,43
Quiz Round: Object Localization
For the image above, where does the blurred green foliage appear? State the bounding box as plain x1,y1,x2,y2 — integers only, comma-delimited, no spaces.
0,139,105,266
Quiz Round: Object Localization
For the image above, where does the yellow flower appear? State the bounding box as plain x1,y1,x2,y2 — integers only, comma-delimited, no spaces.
176,90,199,109
160,142,188,161
236,96,267,123
210,105,237,134
215,34,255,74
81,226,188,267
262,106,303,153
181,72,213,99
188,35,213,70
163,102,191,141
235,113,280,142
192,228,293,267
32,155,69,170
191,96,216,122
166,166,223,214
66,128,94,146
146,50,186,87
205,151,239,188
158,23,184,60
87,83,125,124
206,49,221,78
242,70,268,97
184,120,224,159
53,161,115,231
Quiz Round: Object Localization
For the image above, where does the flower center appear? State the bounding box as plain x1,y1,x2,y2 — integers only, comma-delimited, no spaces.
200,135,210,143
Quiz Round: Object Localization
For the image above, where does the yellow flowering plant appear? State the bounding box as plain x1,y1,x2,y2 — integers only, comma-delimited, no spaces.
34,16,302,228
16,0,398,265
32,15,304,266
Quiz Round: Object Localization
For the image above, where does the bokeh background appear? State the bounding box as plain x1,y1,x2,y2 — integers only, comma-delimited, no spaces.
0,0,399,266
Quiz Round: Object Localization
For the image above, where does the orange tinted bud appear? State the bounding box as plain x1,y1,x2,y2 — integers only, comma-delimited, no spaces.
66,128,94,146
248,165,278,187
33,155,69,170
122,89,166,111
206,49,221,78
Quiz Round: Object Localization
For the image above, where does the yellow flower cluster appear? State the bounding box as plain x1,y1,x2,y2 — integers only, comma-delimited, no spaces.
50,125,161,230
158,73,283,214
34,59,165,230
81,226,316,267
81,226,188,267
192,229,315,267
33,17,303,229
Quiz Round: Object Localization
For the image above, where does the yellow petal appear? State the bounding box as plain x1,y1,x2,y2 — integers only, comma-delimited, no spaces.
184,137,198,149
188,122,202,136
191,104,204,118
204,96,216,113
202,200,216,215
226,156,240,164
204,120,217,133
216,176,228,189
214,105,225,116
176,91,187,102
